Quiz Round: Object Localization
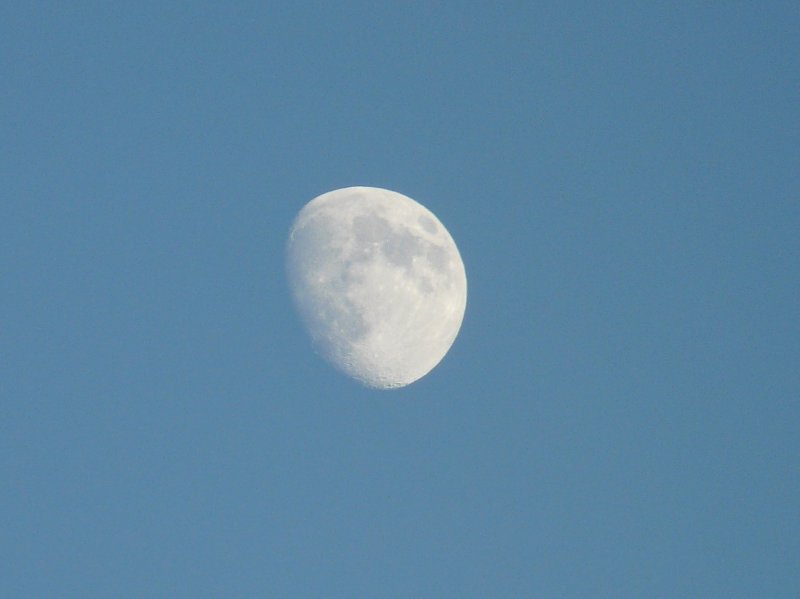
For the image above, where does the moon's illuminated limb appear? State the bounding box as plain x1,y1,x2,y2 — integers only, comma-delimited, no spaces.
286,187,467,389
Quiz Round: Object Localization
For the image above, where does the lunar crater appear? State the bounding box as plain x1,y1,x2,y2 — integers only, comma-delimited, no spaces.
418,215,438,234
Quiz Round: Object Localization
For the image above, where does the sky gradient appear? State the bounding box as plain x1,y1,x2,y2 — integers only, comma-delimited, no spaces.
3,3,799,597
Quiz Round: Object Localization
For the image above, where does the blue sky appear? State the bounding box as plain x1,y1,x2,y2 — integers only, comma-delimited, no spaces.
2,3,798,597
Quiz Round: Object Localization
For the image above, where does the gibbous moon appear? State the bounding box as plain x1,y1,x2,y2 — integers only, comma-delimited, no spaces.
286,186,467,389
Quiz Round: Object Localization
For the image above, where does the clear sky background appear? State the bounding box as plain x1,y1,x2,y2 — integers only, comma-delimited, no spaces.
2,3,798,597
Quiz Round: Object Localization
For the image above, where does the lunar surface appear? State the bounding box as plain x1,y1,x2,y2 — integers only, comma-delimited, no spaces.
286,187,467,389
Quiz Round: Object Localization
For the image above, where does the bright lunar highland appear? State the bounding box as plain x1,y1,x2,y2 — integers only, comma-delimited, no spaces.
286,187,467,389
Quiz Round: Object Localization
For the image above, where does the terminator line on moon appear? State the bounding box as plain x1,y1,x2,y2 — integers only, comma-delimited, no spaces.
286,186,467,389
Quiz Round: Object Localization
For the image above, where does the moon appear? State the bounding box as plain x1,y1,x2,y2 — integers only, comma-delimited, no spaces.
286,186,467,389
